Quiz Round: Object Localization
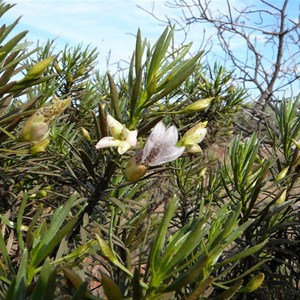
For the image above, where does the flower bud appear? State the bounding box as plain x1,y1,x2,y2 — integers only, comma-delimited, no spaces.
178,121,208,153
30,138,50,154
292,138,300,150
275,167,289,182
239,273,265,293
186,144,202,153
276,188,287,204
184,97,214,112
18,96,70,145
80,127,92,141
199,167,207,178
125,156,147,182
107,114,124,138
228,85,235,93
22,56,54,81
18,114,49,143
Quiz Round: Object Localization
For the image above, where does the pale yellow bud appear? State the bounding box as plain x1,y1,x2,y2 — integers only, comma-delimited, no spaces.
18,96,70,144
292,138,300,150
276,189,287,204
125,156,147,182
80,127,92,141
275,167,289,182
199,167,207,178
178,121,208,152
30,138,50,154
18,114,49,143
184,97,214,112
186,144,202,153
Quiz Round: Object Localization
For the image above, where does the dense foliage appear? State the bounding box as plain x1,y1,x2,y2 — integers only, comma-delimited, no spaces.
0,2,299,299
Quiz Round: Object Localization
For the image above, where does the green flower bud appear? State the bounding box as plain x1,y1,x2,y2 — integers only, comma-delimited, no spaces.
276,188,287,204
184,97,214,112
275,167,289,182
239,273,265,293
80,127,92,141
30,138,50,154
22,56,54,81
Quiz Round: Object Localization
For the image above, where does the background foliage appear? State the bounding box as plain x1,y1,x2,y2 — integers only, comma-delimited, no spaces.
0,1,299,299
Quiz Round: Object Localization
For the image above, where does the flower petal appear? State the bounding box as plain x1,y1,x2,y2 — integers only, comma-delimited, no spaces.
107,114,124,138
125,129,138,147
95,137,121,149
164,125,179,146
143,121,166,161
186,127,207,144
149,146,185,166
118,142,132,154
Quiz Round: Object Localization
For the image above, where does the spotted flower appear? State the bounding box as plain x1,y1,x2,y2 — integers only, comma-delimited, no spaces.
141,121,185,166
95,114,137,155
125,121,185,182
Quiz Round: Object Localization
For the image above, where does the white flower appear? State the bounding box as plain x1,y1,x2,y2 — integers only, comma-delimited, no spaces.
141,121,185,166
95,115,137,154
124,121,185,182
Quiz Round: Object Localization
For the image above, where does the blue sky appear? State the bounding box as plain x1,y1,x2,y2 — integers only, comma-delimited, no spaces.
2,0,255,70
2,0,299,96
3,0,183,72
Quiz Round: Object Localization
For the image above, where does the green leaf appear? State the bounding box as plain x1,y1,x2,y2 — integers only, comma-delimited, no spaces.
147,27,174,88
107,72,121,122
149,195,178,279
186,276,214,300
31,217,77,270
132,268,143,300
6,248,28,300
216,239,268,268
222,259,270,285
209,203,241,250
162,254,210,292
135,28,142,76
214,279,244,300
160,216,208,274
31,258,57,300
0,31,28,62
0,230,14,274
101,272,123,300
144,52,202,108
17,193,28,251
129,66,142,123
96,235,132,277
